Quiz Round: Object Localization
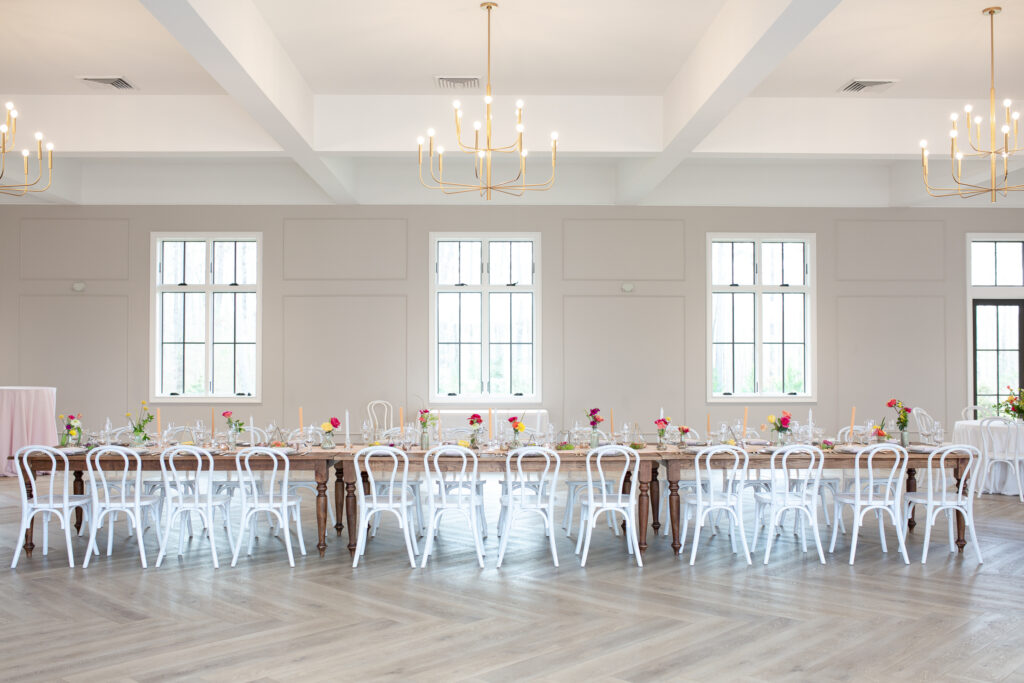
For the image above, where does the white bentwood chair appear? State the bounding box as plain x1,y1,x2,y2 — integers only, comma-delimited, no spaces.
751,444,827,565
497,447,561,568
829,443,910,565
977,417,1024,500
683,445,752,565
421,445,485,568
231,448,306,567
904,445,983,564
156,446,234,568
83,446,162,569
367,400,394,437
352,446,419,568
11,446,91,568
576,445,642,567
911,407,938,443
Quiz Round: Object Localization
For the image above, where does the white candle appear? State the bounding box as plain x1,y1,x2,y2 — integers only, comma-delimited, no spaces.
250,415,254,443
535,409,541,432
345,410,350,447
660,406,664,419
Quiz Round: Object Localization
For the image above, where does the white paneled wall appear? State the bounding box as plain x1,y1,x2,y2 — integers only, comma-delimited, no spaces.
0,204,1007,437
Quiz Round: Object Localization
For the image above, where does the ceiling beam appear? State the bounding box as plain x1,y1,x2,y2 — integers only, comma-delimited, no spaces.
616,0,841,204
139,0,357,203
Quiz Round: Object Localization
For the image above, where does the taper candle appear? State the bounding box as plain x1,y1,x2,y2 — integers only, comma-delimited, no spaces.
850,406,856,438
488,408,493,440
707,413,711,437
299,406,304,430
156,408,162,441
399,406,404,430
345,410,350,447
742,406,748,437
610,408,615,436
211,407,215,435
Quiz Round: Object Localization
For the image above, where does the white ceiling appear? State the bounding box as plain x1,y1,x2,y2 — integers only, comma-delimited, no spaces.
5,0,1024,207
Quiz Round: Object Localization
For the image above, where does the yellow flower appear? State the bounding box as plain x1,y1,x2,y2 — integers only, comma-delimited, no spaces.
515,422,525,432
58,414,65,420
141,401,147,405
69,429,77,437
125,412,132,417
767,415,777,424
320,421,332,432
457,439,471,448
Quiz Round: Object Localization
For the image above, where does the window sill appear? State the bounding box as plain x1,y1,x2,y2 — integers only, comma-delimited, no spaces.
707,395,817,404
430,395,541,406
148,395,262,405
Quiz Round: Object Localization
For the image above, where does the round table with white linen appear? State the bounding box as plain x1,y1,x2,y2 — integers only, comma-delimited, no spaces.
952,418,1022,496
0,387,57,477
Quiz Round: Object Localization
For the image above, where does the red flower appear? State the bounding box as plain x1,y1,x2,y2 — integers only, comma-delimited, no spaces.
222,411,232,418
589,408,600,416
508,416,518,423
904,407,912,413
65,425,72,431
67,414,75,420
468,414,483,425
779,415,791,428
330,416,341,429
886,399,897,408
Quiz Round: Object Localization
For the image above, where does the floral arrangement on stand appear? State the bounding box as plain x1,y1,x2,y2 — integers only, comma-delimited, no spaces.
468,413,483,449
586,408,604,448
58,413,83,447
418,409,438,449
320,416,341,449
766,410,792,445
508,416,526,448
996,386,1024,419
654,417,671,448
126,402,155,446
886,398,913,446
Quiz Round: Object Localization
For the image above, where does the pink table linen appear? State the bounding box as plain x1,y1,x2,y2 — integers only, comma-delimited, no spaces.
0,387,57,476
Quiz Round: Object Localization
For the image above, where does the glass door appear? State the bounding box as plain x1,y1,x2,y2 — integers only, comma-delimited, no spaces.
973,300,1024,411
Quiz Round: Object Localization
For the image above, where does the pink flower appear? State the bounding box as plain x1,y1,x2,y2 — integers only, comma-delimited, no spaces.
222,411,232,418
65,425,72,431
779,415,791,428
886,399,897,408
509,416,518,423
468,414,483,426
330,416,341,429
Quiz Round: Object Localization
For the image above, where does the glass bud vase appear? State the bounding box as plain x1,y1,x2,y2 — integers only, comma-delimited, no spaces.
899,430,909,448
470,429,480,450
131,430,148,447
657,432,667,449
420,429,430,450
590,429,599,449
321,431,336,450
227,430,237,450
59,431,70,448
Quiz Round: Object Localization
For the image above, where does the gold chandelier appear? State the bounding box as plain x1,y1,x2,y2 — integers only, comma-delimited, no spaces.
920,7,1021,202
417,2,558,199
0,101,54,197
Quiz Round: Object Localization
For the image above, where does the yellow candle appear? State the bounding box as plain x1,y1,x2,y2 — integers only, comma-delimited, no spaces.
399,406,404,429
488,408,493,440
707,413,711,437
298,406,304,429
610,408,614,436
850,406,856,438
210,406,215,432
156,408,162,439
742,406,748,436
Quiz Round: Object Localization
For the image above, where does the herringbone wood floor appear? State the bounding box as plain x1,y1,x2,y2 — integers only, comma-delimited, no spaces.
2,474,1024,682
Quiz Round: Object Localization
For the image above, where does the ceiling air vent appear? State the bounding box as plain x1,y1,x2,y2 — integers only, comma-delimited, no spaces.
838,78,896,94
78,76,134,90
435,76,480,90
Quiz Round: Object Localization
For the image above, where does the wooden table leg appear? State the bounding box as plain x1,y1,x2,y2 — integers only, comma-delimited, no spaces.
650,462,661,533
73,470,84,533
345,462,358,556
955,458,966,553
334,463,345,536
315,460,328,557
906,468,917,532
638,461,651,553
22,466,34,556
668,460,681,555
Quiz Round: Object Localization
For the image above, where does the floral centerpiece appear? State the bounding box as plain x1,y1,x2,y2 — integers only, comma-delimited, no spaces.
766,410,792,445
508,416,526,448
676,425,691,446
586,408,604,448
821,439,835,451
58,413,83,447
996,386,1024,419
320,416,341,449
654,417,671,448
886,398,913,446
872,419,889,441
126,402,155,446
418,409,438,449
468,413,483,449
221,410,244,448
555,441,575,451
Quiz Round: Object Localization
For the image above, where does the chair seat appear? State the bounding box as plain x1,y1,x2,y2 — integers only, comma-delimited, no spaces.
500,493,549,507
905,491,964,506
833,492,897,506
28,494,90,507
754,491,815,506
427,493,483,506
683,493,739,506
580,497,633,509
170,493,233,507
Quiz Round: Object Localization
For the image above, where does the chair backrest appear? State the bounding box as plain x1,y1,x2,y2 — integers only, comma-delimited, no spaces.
239,425,268,446
585,445,640,507
923,444,979,508
980,416,1019,459
108,425,132,443
160,446,215,507
14,446,71,507
837,426,853,444
693,445,748,508
851,444,908,506
235,447,290,508
163,425,195,444
505,447,560,509
87,446,144,508
680,428,702,441
961,405,990,420
912,407,937,438
767,445,825,507
424,445,478,507
354,446,409,509
367,400,394,433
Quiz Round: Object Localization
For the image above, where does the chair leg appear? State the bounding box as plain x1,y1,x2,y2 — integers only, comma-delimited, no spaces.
420,510,439,568
11,514,27,569
829,501,841,553
547,510,559,567
808,512,826,565
156,509,176,567
574,507,587,554
469,509,485,569
400,510,417,568
62,513,75,568
735,507,752,565
280,509,295,567
967,514,983,564
877,509,888,553
133,512,148,569
294,505,307,556
946,509,956,552
680,505,691,556
42,511,50,555
763,510,778,565
352,509,366,568
849,512,862,565
920,509,934,564
496,508,513,568
689,511,705,566
889,507,910,565
579,512,596,567
628,512,643,567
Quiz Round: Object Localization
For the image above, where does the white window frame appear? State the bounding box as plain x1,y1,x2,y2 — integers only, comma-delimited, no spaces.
428,232,541,405
149,232,263,404
706,233,817,403
964,233,1024,409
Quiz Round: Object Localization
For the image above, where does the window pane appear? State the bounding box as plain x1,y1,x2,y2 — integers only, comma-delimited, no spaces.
213,242,235,285
162,241,184,285
235,344,256,395
162,293,184,343
437,293,459,343
460,293,481,343
489,241,511,285
783,242,805,286
762,293,782,343
438,344,459,395
490,344,510,395
460,343,481,395
460,241,481,286
162,345,184,395
976,305,997,349
511,343,533,395
733,242,754,285
213,293,234,343
971,242,995,286
511,242,533,285
184,292,205,343
996,242,1023,286
762,343,782,394
784,343,806,393
711,344,733,394
998,350,1019,392
784,293,805,343
761,243,782,286
976,350,997,396
998,305,1019,350
236,241,257,285
184,343,205,395
212,344,234,395
711,242,731,286
511,293,532,343
711,294,733,343
437,242,460,285
735,293,754,343
735,344,755,394
490,293,511,343
184,241,207,284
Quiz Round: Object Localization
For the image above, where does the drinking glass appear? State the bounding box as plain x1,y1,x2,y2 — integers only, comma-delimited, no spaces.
932,422,944,444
